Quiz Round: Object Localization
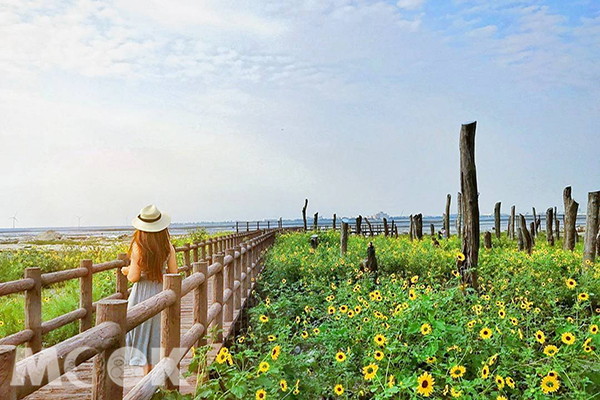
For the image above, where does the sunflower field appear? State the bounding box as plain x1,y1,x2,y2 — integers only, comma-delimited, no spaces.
184,230,600,399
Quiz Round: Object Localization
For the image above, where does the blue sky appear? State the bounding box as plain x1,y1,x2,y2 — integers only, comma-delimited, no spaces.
0,0,598,227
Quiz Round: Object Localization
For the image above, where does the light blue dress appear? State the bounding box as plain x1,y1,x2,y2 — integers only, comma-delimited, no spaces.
126,255,169,366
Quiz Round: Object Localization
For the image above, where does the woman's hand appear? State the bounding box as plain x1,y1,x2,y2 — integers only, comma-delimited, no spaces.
121,266,129,276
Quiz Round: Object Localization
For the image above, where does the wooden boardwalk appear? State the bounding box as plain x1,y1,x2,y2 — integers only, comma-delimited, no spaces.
24,277,239,399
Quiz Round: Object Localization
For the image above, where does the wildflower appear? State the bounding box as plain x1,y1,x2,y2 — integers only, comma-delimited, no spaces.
547,370,559,379
561,332,575,345
271,345,281,360
388,375,395,388
498,309,506,319
541,376,560,394
426,356,436,364
416,371,435,397
578,292,589,301
510,317,518,326
301,331,308,339
339,305,348,313
374,334,387,346
313,328,320,335
544,345,559,356
495,375,505,389
566,278,577,289
409,289,417,301
374,350,384,361
535,330,546,344
334,384,344,395
328,306,336,315
451,387,462,397
267,334,276,342
450,365,466,379
256,389,267,399
279,380,287,391
457,253,465,261
258,361,270,373
335,351,347,363
506,376,515,388
259,315,269,323
591,324,599,335
481,365,490,379
363,364,378,380
480,327,493,340
421,323,432,335
497,396,507,400
467,320,476,329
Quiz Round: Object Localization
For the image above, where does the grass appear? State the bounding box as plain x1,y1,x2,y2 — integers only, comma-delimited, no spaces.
177,230,600,399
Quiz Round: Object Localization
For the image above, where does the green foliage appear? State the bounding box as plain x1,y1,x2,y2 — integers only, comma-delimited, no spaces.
177,231,599,399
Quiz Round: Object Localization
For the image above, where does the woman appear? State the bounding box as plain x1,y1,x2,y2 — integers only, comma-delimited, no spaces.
121,204,178,375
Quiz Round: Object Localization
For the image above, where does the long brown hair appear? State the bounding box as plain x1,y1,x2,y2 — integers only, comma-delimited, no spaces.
129,228,171,282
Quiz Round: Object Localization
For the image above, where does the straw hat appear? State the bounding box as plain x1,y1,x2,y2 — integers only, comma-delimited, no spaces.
132,204,171,232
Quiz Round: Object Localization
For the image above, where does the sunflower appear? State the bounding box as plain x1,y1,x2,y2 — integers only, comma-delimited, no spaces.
426,356,436,364
544,345,559,357
481,365,490,379
328,306,336,315
374,334,387,346
335,351,347,363
498,309,506,319
541,376,560,394
363,364,379,380
334,384,344,395
450,365,466,379
301,331,309,339
547,370,559,379
510,317,518,326
259,315,269,323
279,379,288,391
271,345,281,360
578,292,589,301
561,332,575,345
416,371,435,397
374,350,384,361
313,328,320,335
409,289,417,301
480,327,493,340
535,330,546,344
495,375,505,389
258,361,270,373
256,389,267,399
506,376,515,388
497,396,507,400
591,324,599,335
339,305,348,313
566,278,577,289
457,253,465,261
467,320,476,329
268,335,276,342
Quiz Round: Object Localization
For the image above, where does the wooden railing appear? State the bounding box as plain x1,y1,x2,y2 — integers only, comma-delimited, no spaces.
0,228,280,399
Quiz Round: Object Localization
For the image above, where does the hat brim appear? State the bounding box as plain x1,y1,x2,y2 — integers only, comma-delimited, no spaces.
132,212,171,233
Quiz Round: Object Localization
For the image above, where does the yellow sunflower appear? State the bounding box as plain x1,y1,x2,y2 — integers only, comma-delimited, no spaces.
535,330,545,344
591,324,599,335
363,363,379,380
578,292,589,301
450,365,466,379
480,327,493,340
544,345,559,357
421,323,432,335
374,350,384,361
259,315,269,323
279,380,288,391
271,345,281,361
506,376,515,388
565,278,577,289
256,389,267,399
416,371,435,397
335,351,347,363
561,332,575,345
481,365,490,379
541,376,560,394
495,375,505,389
334,384,344,395
258,361,270,373
374,334,387,346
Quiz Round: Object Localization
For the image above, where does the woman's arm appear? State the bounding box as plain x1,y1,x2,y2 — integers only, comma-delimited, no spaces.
123,244,142,283
167,244,178,274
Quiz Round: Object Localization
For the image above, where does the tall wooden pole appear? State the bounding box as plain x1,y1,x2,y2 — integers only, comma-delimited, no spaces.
302,199,308,231
494,202,501,239
519,214,532,254
333,213,337,231
458,122,479,290
546,207,554,246
563,187,579,251
340,221,348,255
456,192,462,237
444,194,451,238
583,191,600,266
510,205,516,239
532,207,538,237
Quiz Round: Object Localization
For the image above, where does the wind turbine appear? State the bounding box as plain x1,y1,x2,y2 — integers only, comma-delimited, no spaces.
76,215,83,228
8,212,18,229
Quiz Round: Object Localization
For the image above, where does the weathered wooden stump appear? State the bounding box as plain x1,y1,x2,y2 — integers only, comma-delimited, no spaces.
340,222,348,255
356,215,362,235
444,194,451,239
484,231,492,249
519,214,532,254
563,187,579,251
310,235,319,249
494,202,501,239
302,199,308,231
583,191,600,266
546,207,554,246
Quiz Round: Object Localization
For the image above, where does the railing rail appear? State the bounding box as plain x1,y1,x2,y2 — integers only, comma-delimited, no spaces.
0,227,282,400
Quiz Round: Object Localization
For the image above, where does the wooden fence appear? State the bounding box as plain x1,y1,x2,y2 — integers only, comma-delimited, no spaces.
0,228,282,399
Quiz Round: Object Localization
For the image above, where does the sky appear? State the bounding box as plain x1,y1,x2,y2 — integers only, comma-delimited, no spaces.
0,0,599,228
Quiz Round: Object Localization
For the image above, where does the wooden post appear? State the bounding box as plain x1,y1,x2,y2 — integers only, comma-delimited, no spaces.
530,221,536,246
532,207,538,237
365,217,374,236
24,267,42,354
510,205,516,239
92,299,128,400
458,122,479,290
555,217,560,241
116,253,129,300
563,186,579,251
0,345,17,400
267,221,270,230
183,244,191,276
383,218,389,237
409,215,414,241
519,214,532,254
161,274,181,391
257,221,260,231
444,194,451,238
430,223,435,236
313,212,318,231
240,244,248,300
79,259,94,333
456,192,462,237
546,207,555,246
517,227,524,251
356,215,362,235
583,191,600,266
365,242,378,282
236,221,239,233
192,242,199,264
193,262,208,346
333,214,337,231
214,254,224,343
340,221,348,255
494,202,501,239
415,214,423,240
234,246,242,312
302,199,308,231
225,249,235,325
484,232,492,249
246,221,249,232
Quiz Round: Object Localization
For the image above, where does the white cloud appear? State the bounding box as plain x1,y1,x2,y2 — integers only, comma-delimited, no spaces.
396,0,427,10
